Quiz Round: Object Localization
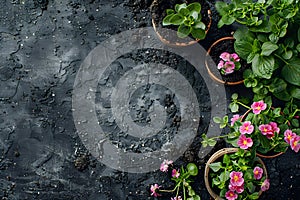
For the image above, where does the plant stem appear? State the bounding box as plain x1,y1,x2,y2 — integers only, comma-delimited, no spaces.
237,101,251,110
183,182,186,200
274,54,289,65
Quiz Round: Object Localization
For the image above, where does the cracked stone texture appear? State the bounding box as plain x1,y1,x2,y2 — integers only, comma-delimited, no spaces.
0,0,299,200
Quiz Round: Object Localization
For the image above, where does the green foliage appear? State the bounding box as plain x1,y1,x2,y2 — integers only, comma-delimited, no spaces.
218,0,300,101
162,2,207,39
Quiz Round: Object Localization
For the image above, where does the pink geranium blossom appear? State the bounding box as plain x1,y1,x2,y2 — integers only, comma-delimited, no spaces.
259,124,274,139
218,60,224,69
230,171,244,187
150,184,161,197
231,53,240,62
160,160,173,172
224,61,235,75
251,100,267,114
261,179,270,191
229,183,244,194
230,114,240,126
290,135,300,153
253,166,263,180
284,129,296,144
171,196,182,200
239,121,254,134
172,169,180,178
220,52,231,61
237,134,253,149
225,190,238,200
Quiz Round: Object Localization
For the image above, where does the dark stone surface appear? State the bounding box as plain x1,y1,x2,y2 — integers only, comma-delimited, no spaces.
0,0,299,199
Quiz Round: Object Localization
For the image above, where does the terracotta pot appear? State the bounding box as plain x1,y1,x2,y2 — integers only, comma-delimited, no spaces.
205,37,244,85
150,0,212,47
204,148,267,200
241,109,287,158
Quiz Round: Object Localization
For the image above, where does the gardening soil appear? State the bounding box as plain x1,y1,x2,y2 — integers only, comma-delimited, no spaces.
0,0,299,199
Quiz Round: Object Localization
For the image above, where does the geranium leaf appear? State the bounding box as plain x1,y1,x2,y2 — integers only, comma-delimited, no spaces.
186,2,201,13
169,14,184,25
252,54,274,79
209,162,222,172
281,58,300,86
191,28,205,39
261,42,278,56
177,24,191,38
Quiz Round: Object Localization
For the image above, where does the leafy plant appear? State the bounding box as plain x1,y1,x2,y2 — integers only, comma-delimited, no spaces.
202,93,300,154
215,0,300,101
150,160,201,200
162,2,207,39
208,148,269,200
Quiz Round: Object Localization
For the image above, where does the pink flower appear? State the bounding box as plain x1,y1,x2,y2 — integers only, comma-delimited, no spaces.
225,190,238,200
150,184,161,197
160,159,173,172
237,134,253,149
270,122,280,133
261,179,270,191
218,60,224,69
251,100,267,114
259,124,274,139
224,61,235,75
239,121,254,134
230,114,240,126
160,163,169,172
220,52,231,61
253,166,263,180
172,169,180,178
230,171,244,187
290,135,300,153
231,53,240,62
284,129,296,144
229,183,244,194
171,196,182,200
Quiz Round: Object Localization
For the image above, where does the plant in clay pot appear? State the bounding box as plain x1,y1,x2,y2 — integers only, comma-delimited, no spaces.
202,94,300,157
205,36,248,85
205,148,269,200
150,0,211,46
150,160,201,200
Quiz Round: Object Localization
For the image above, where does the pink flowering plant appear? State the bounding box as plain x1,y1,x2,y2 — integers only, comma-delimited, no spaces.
208,149,269,200
150,160,200,200
217,52,241,75
202,93,300,155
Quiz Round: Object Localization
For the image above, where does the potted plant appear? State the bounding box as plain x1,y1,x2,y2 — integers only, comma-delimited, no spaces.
205,148,269,200
150,160,201,200
202,94,300,157
214,0,300,101
150,0,211,46
205,36,247,85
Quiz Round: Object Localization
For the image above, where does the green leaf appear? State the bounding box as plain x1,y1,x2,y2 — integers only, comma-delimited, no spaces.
231,93,238,100
229,103,239,113
296,44,300,52
186,2,201,13
190,11,199,20
249,20,271,33
166,9,175,15
213,116,222,124
223,154,230,165
220,14,235,26
273,90,291,101
209,162,222,172
177,24,191,38
175,3,187,12
268,78,287,93
162,14,174,26
234,28,255,43
248,192,260,199
252,54,275,79
207,139,217,146
169,14,184,25
191,28,205,39
179,7,189,16
290,86,300,99
282,50,293,60
261,42,278,56
281,58,300,86
292,118,300,127
194,21,205,30
215,1,227,15
234,40,253,60
219,171,230,182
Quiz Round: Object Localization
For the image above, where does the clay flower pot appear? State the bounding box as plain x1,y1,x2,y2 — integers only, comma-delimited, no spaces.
150,0,212,47
205,37,246,85
204,148,268,200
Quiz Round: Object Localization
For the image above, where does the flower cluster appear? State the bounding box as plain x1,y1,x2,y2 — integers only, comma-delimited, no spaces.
150,160,200,200
217,52,241,75
284,129,300,153
202,94,300,155
208,149,269,200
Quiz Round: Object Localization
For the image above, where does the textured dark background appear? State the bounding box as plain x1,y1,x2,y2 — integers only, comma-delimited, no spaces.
0,0,299,199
